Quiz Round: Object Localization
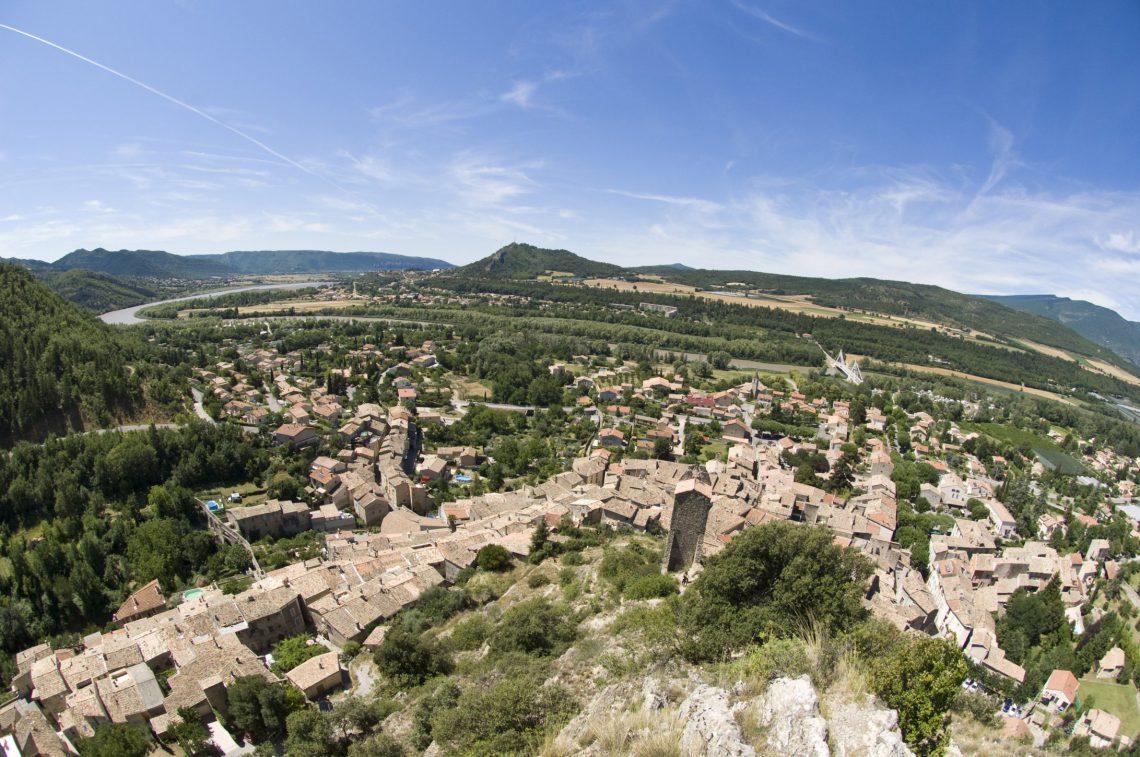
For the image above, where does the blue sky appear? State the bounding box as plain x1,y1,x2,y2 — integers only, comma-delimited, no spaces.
2,2,1139,317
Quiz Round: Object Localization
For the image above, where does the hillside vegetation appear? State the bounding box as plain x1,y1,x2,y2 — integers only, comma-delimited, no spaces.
444,245,1134,373
7,247,454,281
197,249,453,274
53,248,234,278
984,294,1140,369
630,266,1130,369
0,263,155,444
454,242,623,279
33,268,155,312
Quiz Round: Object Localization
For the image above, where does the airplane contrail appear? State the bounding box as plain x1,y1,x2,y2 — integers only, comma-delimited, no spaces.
0,22,333,185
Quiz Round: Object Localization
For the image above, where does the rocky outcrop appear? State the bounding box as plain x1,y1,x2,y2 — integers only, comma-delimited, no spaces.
828,696,915,757
753,676,829,757
678,684,757,757
551,674,913,757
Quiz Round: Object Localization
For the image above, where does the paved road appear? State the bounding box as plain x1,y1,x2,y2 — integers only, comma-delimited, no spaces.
94,423,181,434
99,281,331,325
264,385,282,413
191,388,217,425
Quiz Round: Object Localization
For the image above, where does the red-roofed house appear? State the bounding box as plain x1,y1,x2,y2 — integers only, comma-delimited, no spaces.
1040,669,1080,713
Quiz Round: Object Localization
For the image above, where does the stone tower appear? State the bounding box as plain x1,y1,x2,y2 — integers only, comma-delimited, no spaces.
662,476,714,573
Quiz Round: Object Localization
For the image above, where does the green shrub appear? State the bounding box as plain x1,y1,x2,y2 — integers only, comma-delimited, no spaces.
527,572,551,589
872,636,967,756
678,522,873,661
430,673,578,755
476,544,514,572
347,733,405,757
415,586,471,626
373,629,454,687
411,681,459,750
77,723,151,757
730,637,810,684
623,573,678,600
952,689,999,727
598,542,660,594
610,599,680,653
490,598,577,657
561,551,585,566
450,615,491,651
270,635,326,674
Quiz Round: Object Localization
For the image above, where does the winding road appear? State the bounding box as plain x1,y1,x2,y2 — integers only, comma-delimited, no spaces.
190,388,217,425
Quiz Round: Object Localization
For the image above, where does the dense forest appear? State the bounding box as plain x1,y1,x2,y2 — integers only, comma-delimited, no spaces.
985,293,1140,369
32,268,155,313
0,423,271,684
0,263,164,444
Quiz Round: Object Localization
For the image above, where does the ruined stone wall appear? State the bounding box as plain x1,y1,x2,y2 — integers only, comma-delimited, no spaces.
663,484,712,572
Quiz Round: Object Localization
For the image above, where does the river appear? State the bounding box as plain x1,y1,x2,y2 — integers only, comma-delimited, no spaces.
99,281,332,325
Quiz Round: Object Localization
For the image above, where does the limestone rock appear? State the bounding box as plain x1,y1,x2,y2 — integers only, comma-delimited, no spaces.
642,676,666,711
555,681,638,749
678,684,757,757
828,696,914,757
754,676,829,757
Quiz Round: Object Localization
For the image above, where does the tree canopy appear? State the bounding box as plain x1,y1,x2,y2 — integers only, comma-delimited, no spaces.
679,521,873,660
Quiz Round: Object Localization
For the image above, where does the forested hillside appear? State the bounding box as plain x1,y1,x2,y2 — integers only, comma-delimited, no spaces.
11,246,453,279
53,248,234,278
199,249,453,273
0,423,269,683
984,294,1140,369
0,263,149,444
633,265,1128,367
33,268,155,312
453,242,623,279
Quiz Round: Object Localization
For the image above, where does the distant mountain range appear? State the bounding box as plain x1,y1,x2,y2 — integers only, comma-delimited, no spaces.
982,294,1140,369
26,247,455,278
0,248,455,312
8,242,1139,375
448,243,1140,375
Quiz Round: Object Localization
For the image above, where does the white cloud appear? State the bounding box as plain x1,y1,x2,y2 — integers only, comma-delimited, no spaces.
1098,230,1140,255
367,92,492,129
976,117,1019,198
605,188,725,214
731,2,822,42
501,80,538,108
500,70,574,110
582,166,1140,320
449,154,537,206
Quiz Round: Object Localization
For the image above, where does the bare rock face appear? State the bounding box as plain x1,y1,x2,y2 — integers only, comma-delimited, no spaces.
641,676,667,712
754,676,830,757
555,680,639,749
828,696,915,757
678,684,758,757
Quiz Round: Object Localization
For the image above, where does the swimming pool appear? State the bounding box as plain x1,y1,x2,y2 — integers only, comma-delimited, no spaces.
183,588,205,601
454,474,472,483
